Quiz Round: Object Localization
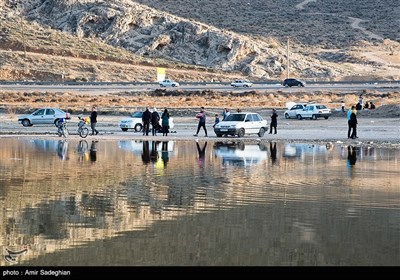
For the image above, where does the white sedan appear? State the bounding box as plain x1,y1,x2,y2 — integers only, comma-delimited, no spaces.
119,111,175,132
214,112,268,137
230,80,253,88
159,79,179,87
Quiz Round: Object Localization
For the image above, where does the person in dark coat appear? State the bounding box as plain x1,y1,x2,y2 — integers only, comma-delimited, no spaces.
349,109,358,139
90,106,99,135
151,108,160,136
161,109,170,136
142,107,152,136
269,109,278,134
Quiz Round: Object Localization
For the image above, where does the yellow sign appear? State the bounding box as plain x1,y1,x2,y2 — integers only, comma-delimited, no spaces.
156,68,166,82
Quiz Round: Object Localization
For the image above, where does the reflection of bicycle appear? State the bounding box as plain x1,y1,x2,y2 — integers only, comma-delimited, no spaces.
77,116,90,138
56,118,69,138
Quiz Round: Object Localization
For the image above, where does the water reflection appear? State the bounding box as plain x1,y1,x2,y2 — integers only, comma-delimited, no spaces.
213,141,267,166
89,141,98,162
57,140,69,160
0,139,399,266
196,141,207,168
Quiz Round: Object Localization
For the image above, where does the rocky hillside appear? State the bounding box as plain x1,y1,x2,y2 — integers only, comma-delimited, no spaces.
0,0,399,81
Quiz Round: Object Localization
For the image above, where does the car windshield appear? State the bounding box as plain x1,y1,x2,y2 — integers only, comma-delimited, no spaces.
131,112,143,118
224,114,246,122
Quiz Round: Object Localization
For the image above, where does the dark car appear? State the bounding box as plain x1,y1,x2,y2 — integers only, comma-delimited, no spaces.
282,78,305,87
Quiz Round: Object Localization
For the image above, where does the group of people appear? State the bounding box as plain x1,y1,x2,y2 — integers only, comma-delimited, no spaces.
141,107,171,136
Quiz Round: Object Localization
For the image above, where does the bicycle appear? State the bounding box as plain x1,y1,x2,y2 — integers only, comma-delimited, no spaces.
56,118,69,138
77,116,90,138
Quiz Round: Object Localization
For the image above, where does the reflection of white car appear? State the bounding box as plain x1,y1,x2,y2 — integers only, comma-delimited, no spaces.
159,79,179,87
213,112,268,137
284,143,328,158
119,111,175,132
284,103,331,120
214,142,267,166
230,80,253,88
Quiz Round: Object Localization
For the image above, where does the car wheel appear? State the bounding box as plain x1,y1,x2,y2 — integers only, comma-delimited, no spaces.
324,116,329,119
284,84,289,88
285,113,290,119
244,85,248,88
121,128,128,132
296,114,302,120
134,123,142,132
237,128,245,137
258,127,265,137
22,119,31,127
298,83,302,87
216,134,222,137
172,84,176,87
312,114,317,120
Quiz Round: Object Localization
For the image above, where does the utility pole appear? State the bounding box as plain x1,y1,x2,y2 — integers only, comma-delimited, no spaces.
286,37,290,79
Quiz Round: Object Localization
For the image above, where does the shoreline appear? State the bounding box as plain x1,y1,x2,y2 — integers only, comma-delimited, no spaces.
1,114,399,149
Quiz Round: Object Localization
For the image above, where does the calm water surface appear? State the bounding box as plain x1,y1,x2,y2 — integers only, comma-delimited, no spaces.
0,139,399,266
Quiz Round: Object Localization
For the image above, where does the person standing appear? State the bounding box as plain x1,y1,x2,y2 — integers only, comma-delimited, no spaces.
194,107,207,137
142,107,151,136
349,107,358,139
269,108,278,134
347,105,355,139
151,107,160,136
90,106,99,135
161,108,170,136
222,108,230,121
213,113,220,128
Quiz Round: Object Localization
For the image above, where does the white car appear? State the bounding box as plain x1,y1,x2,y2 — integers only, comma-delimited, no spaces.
284,103,331,120
119,111,175,132
18,108,71,127
159,79,179,87
230,80,253,88
213,112,268,137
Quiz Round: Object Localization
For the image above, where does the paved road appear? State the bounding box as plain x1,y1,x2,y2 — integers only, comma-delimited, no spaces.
0,82,399,94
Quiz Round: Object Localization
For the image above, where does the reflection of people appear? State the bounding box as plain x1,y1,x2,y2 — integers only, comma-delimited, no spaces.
196,141,207,168
161,141,169,167
269,109,278,134
90,141,97,162
90,106,99,135
57,140,68,160
150,141,160,163
194,107,207,137
270,142,277,165
141,141,150,165
347,145,357,167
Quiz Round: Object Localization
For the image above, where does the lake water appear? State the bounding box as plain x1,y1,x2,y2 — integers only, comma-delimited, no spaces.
0,139,399,266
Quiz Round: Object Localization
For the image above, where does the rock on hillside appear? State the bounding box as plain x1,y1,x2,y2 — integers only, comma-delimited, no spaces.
9,0,348,79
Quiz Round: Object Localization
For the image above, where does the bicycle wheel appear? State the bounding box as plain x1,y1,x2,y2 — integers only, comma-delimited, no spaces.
79,127,89,138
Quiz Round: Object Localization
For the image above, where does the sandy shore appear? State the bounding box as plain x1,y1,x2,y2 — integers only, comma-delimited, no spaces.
1,113,399,148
